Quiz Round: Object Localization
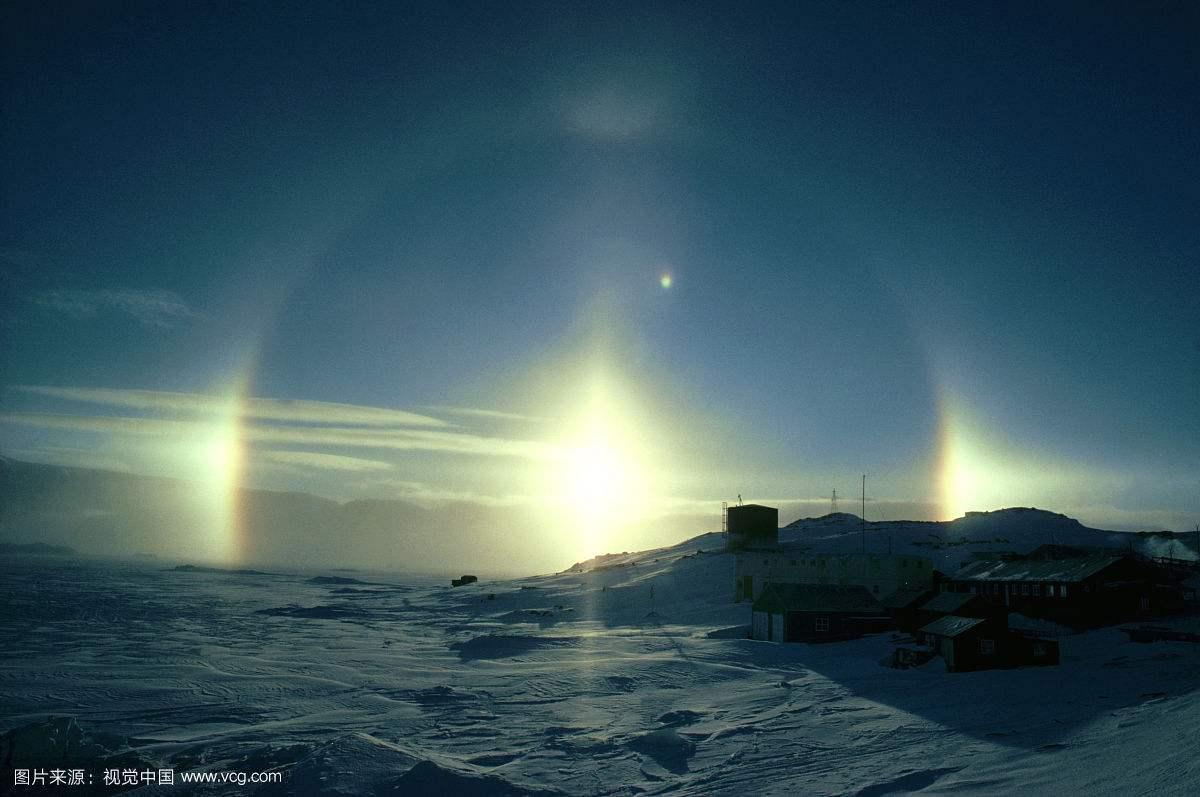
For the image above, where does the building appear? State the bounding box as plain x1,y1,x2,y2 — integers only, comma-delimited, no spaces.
879,585,936,633
751,583,890,642
944,545,1188,628
918,615,1059,672
735,550,934,603
725,504,779,552
915,590,1005,631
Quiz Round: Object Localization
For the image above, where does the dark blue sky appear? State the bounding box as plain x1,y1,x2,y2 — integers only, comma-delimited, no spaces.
2,1,1197,552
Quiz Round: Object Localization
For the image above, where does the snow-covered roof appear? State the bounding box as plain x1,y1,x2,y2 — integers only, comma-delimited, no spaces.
953,553,1125,583
920,615,986,638
878,585,933,609
920,591,979,614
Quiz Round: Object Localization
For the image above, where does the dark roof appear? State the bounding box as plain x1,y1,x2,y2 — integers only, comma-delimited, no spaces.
920,591,979,614
879,585,933,610
920,615,986,638
752,583,881,614
953,553,1125,583
729,503,777,512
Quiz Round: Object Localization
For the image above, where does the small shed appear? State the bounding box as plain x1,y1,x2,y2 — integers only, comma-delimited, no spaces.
751,583,889,643
919,615,1002,672
919,615,1058,672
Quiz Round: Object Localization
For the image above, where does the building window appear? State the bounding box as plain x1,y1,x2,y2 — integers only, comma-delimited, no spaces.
979,639,995,655
1033,643,1047,657
1032,584,1041,596
1140,596,1150,611
790,559,797,566
815,617,830,632
1060,585,1067,598
1046,585,1055,597
1021,584,1030,595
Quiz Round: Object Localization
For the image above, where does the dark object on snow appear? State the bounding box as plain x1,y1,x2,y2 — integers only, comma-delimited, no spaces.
451,574,479,587
1120,625,1200,644
751,583,890,642
889,645,937,669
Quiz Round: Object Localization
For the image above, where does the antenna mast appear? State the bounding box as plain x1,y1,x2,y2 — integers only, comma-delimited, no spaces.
831,489,838,515
861,474,866,554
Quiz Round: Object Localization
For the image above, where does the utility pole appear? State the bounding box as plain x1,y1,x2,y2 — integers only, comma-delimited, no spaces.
861,474,866,554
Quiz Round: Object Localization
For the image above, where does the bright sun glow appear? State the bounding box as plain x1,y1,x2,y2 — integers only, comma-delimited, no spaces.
550,382,659,561
189,410,245,564
660,272,672,289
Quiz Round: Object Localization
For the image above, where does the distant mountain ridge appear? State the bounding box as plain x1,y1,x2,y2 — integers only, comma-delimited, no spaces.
0,456,552,573
778,506,1195,572
567,509,1196,576
2,456,1193,575
0,541,78,556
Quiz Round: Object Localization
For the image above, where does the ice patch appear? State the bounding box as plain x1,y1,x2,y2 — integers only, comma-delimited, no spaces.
255,604,371,620
854,767,963,796
385,759,563,796
627,727,696,774
450,634,577,661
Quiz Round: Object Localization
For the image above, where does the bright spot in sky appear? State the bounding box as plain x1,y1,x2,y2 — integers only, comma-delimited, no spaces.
191,416,243,564
550,380,659,561
660,272,672,289
569,441,627,509
201,435,238,476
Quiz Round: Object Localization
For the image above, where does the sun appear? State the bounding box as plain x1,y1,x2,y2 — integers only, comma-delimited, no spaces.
549,383,660,561
659,272,672,289
569,441,626,506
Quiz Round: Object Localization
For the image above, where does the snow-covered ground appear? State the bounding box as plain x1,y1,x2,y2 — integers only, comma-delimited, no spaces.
2,533,1199,795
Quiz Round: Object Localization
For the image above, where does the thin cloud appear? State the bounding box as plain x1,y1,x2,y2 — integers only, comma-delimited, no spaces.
0,413,561,461
15,386,450,428
258,450,395,472
34,288,201,328
360,477,538,507
423,405,550,423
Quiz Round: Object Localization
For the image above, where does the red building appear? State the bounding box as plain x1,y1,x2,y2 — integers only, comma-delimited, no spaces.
945,545,1188,629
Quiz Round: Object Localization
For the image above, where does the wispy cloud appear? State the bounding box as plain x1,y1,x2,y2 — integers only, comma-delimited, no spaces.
258,450,395,472
359,477,538,507
15,386,450,428
34,288,201,328
423,405,550,423
0,412,561,461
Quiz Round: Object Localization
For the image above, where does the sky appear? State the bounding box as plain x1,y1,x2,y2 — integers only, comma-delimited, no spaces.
1,1,1197,564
